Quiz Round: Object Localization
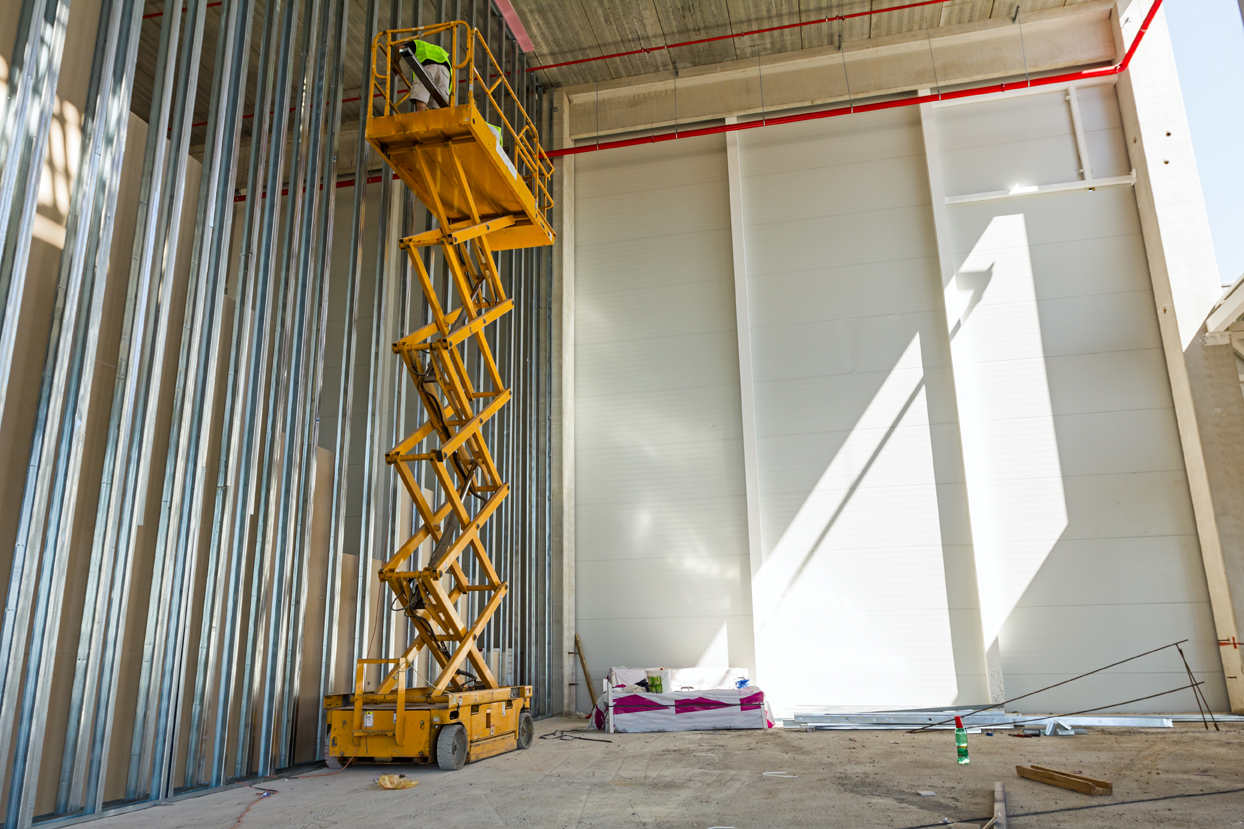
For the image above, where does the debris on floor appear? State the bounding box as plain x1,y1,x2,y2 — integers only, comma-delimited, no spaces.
783,641,1239,734
782,708,1178,730
943,781,1007,829
992,781,1008,829
376,774,417,790
1015,764,1112,795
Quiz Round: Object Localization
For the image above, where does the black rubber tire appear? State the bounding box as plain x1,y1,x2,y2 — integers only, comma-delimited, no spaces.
436,723,468,770
516,710,534,749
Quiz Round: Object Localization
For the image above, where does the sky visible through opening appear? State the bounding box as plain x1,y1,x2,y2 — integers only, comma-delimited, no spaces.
1166,0,1244,286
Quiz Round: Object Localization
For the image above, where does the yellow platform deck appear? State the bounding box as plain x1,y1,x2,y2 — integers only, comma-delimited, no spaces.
366,100,554,251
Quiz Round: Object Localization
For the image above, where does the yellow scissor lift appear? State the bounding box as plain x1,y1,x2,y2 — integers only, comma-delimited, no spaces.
323,21,554,770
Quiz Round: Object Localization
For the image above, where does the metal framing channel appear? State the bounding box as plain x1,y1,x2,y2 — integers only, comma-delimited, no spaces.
55,0,149,814
0,0,558,819
124,0,211,798
316,0,360,762
2,1,126,824
0,0,71,434
210,0,290,789
179,0,256,792
231,0,303,780
0,0,73,805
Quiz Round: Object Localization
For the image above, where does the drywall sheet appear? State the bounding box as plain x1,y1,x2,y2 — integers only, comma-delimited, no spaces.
573,135,755,713
739,108,979,715
934,84,1227,712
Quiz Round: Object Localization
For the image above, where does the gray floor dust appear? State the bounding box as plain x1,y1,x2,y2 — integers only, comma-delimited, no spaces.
90,717,1244,828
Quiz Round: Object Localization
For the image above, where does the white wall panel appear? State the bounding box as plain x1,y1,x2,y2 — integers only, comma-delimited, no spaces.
935,90,1076,149
747,205,939,275
576,496,750,563
750,313,954,381
935,82,1227,712
570,80,1226,717
573,136,754,712
1026,234,1154,299
1044,349,1176,413
576,329,741,398
577,228,733,297
740,109,980,714
747,257,945,326
941,133,1082,197
576,385,744,451
1077,82,1132,179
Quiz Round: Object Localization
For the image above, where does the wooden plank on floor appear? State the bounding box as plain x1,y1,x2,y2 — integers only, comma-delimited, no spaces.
1016,765,1112,796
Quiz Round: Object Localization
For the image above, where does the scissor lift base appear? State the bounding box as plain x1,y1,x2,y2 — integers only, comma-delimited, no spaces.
324,685,532,766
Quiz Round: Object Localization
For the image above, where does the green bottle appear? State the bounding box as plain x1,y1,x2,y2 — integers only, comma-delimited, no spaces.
955,716,969,765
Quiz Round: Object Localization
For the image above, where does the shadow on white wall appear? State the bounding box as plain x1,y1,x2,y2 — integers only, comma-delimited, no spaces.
751,335,959,713
749,214,1069,716
948,213,1067,700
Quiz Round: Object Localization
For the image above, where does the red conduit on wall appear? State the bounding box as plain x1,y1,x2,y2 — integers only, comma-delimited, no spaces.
544,0,1164,159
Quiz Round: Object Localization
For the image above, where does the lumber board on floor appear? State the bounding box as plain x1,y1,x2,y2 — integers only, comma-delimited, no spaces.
1016,765,1112,795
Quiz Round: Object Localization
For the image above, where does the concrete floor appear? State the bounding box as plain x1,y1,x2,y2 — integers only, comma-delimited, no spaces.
94,717,1244,828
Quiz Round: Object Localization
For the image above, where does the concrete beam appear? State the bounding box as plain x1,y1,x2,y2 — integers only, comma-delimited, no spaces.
1115,1,1244,712
723,117,762,583
917,95,1002,706
1206,275,1244,334
723,117,761,683
562,1,1117,141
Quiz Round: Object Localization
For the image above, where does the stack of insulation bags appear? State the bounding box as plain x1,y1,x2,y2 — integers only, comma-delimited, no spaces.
589,667,772,732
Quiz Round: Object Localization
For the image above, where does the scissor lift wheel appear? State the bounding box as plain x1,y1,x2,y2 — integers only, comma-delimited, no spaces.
517,711,534,749
437,723,468,770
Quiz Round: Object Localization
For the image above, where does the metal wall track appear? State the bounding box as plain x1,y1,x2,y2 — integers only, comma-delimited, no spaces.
0,0,554,824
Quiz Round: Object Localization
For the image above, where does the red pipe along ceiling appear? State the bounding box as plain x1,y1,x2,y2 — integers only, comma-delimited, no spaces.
545,0,1165,159
236,0,1162,199
527,0,952,73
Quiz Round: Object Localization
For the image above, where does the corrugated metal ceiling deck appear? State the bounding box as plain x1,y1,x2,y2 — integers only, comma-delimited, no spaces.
129,0,1098,163
512,0,1101,86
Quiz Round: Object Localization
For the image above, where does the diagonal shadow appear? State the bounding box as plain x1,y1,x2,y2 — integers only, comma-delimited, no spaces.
947,264,993,342
777,378,927,605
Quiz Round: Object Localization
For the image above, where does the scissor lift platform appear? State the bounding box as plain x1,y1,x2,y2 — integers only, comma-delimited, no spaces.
368,102,554,251
324,20,553,771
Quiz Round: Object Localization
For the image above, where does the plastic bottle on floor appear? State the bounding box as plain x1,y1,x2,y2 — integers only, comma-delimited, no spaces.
955,716,969,765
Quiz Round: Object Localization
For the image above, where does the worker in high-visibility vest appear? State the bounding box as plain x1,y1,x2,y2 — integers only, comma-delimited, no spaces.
400,39,452,112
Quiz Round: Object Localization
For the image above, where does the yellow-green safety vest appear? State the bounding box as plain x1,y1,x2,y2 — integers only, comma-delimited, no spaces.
414,40,451,66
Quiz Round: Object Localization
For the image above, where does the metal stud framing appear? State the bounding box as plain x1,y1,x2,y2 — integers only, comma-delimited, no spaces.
0,0,554,822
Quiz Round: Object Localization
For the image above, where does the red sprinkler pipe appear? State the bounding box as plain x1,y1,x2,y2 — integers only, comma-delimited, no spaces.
546,0,1165,159
528,0,949,73
236,0,1163,196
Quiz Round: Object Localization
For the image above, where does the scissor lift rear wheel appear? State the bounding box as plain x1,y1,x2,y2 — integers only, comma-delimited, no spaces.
436,723,468,770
